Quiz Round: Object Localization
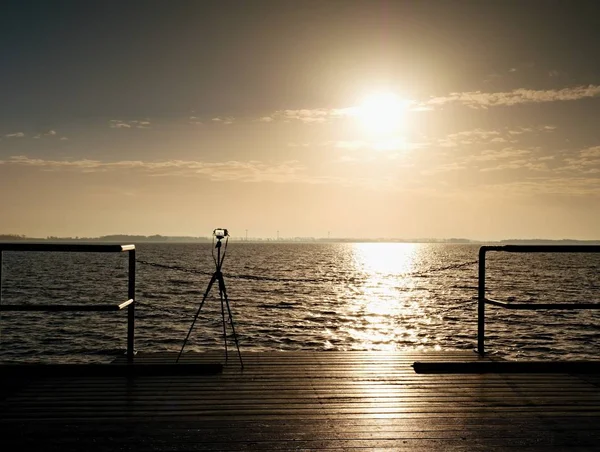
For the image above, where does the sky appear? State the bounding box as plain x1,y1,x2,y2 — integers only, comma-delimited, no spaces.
1,0,599,240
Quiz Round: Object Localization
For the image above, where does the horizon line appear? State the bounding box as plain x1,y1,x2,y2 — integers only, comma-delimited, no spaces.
1,234,600,244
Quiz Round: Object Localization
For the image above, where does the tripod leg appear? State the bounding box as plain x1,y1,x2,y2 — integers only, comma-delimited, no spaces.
217,274,228,361
177,273,217,363
219,276,244,368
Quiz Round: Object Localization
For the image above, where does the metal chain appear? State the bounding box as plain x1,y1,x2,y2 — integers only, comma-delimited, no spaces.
408,260,478,277
134,258,478,315
136,258,478,283
136,260,214,276
134,301,191,318
136,259,328,282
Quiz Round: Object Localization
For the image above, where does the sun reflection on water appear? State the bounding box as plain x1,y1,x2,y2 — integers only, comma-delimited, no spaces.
353,242,417,275
344,243,431,350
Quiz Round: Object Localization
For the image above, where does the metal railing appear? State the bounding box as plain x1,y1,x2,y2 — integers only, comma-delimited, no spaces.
477,245,600,356
0,243,136,362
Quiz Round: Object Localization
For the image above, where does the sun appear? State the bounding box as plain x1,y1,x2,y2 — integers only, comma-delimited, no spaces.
356,92,408,136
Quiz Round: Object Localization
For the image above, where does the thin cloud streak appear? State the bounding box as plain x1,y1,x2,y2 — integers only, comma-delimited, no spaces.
559,146,600,174
267,107,355,124
211,117,235,125
437,126,555,147
258,85,599,124
0,156,303,182
333,139,426,152
427,85,600,109
0,155,411,191
109,119,151,129
0,155,356,185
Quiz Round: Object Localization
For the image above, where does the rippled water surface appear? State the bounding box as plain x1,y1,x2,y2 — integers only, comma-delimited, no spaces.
1,242,599,363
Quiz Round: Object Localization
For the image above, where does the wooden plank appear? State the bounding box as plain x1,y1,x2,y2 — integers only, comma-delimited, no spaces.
0,362,222,377
414,360,600,373
2,351,600,450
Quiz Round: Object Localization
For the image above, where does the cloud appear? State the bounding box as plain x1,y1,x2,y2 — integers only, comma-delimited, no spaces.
260,99,431,124
5,132,25,138
558,146,600,174
423,146,550,176
268,107,354,124
437,129,501,147
0,155,316,183
278,109,330,123
60,137,69,141
211,117,234,125
31,130,66,139
109,120,131,129
436,125,557,147
0,155,405,190
334,140,365,150
488,178,600,197
508,127,533,135
421,162,468,175
427,85,600,109
582,146,600,158
130,120,151,129
259,85,588,127
508,125,556,135
109,119,151,129
470,148,532,163
479,159,536,172
430,143,597,177
332,138,426,152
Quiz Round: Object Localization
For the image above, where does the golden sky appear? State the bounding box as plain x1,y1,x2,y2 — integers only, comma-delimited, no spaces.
1,1,599,239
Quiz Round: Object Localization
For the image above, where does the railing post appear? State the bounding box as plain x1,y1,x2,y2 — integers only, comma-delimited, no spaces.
127,249,136,363
0,250,3,305
477,247,486,356
0,250,3,341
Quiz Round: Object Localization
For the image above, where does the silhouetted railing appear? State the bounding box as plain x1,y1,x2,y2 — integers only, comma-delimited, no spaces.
0,243,136,362
478,245,600,356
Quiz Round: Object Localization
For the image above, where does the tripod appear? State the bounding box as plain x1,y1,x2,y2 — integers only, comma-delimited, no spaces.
177,233,243,367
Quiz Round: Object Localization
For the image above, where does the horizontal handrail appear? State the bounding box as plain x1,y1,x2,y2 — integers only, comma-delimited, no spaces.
0,299,134,312
0,243,136,362
478,245,600,356
485,298,600,310
0,243,135,253
481,244,600,253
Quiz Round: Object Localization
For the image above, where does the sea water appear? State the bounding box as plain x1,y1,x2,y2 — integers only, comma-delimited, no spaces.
0,242,598,363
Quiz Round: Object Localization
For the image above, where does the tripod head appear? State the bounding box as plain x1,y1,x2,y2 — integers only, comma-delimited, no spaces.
213,228,229,240
213,228,229,248
212,228,229,269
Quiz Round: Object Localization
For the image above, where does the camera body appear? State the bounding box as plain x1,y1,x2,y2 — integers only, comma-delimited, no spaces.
213,228,229,240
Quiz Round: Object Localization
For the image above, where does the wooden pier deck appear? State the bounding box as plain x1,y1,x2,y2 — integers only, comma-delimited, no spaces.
1,351,600,451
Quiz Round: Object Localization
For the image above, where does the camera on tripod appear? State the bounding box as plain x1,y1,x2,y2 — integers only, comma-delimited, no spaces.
213,228,229,240
178,227,243,367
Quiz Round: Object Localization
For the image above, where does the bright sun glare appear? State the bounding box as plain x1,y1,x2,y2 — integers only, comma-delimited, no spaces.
357,92,408,136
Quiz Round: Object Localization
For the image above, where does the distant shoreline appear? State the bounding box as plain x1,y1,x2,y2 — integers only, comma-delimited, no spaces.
1,234,599,245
